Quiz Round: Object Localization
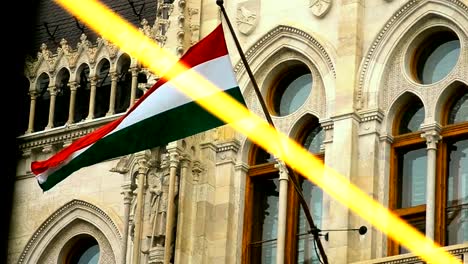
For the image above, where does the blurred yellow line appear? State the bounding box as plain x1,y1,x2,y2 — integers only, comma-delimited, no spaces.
54,0,461,263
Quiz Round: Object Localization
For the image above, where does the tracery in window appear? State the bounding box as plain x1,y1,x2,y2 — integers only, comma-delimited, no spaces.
63,234,100,264
269,63,312,116
409,30,460,85
389,95,427,255
448,92,468,124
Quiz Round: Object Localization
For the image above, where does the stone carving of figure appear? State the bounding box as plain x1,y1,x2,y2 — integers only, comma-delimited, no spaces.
148,167,165,248
309,0,332,17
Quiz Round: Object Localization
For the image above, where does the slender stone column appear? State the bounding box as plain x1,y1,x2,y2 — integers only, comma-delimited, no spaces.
421,125,441,240
133,159,149,264
130,68,139,108
275,159,289,264
86,76,98,120
26,90,37,133
121,185,135,264
107,72,119,116
164,150,180,264
67,82,78,124
45,86,57,129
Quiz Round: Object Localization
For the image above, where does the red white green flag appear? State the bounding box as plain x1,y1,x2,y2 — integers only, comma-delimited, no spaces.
31,24,246,191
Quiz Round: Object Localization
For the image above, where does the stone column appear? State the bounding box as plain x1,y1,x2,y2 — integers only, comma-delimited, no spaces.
133,159,149,264
421,124,441,240
26,90,37,134
121,184,135,264
86,76,98,120
45,86,57,129
107,72,119,116
130,68,139,108
67,82,78,124
275,159,289,264
164,149,180,264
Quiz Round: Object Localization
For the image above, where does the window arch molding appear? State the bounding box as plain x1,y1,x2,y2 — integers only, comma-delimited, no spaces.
233,25,335,120
357,0,468,110
434,80,468,124
18,199,122,264
383,91,427,136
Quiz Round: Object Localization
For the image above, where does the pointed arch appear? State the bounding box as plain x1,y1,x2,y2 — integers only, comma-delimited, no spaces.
18,199,122,264
234,25,335,118
358,0,468,110
385,91,425,135
434,80,468,123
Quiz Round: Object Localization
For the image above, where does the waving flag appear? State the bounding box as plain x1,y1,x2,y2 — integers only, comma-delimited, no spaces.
31,24,246,191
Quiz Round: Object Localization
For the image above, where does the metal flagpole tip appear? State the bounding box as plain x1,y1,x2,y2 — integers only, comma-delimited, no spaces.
216,0,224,6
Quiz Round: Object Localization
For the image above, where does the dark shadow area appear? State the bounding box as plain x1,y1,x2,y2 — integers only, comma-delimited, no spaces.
1,1,39,262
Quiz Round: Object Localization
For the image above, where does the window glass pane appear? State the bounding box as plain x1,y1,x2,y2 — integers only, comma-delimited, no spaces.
398,148,427,208
279,73,312,116
418,40,460,84
77,244,100,264
297,180,322,263
250,178,279,263
448,93,468,124
399,102,425,134
446,138,468,245
303,126,324,154
253,147,275,165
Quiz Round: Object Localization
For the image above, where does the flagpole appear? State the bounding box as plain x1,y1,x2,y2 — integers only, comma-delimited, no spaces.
215,1,329,263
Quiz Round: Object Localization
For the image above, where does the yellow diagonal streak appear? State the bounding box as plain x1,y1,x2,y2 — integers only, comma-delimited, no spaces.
54,0,461,263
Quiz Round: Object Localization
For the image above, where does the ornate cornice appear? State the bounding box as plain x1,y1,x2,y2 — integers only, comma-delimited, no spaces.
17,115,120,151
234,25,335,78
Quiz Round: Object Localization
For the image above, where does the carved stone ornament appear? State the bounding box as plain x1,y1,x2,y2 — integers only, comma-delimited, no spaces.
236,0,260,35
309,0,332,18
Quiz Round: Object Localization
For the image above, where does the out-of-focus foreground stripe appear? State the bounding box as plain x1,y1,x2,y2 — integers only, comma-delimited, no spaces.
53,0,461,263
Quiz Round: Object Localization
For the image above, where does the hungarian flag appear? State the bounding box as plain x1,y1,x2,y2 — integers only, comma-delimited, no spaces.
31,24,246,191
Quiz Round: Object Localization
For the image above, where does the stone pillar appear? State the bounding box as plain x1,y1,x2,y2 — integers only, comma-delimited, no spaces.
45,86,57,129
133,159,149,264
67,82,78,124
26,90,37,134
421,124,441,240
86,76,98,120
174,155,190,262
328,113,360,263
164,149,180,264
107,72,119,116
275,159,289,264
130,68,139,108
121,184,135,264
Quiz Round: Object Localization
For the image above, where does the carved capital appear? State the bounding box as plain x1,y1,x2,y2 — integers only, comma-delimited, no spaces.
421,131,441,150
169,152,180,168
68,81,78,91
137,159,150,175
421,124,442,150
274,159,289,181
48,86,57,96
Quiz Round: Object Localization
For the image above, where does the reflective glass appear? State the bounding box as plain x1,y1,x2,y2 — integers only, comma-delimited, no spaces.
77,244,99,264
297,180,322,263
418,39,460,84
446,138,468,245
250,178,279,264
448,93,468,124
399,102,425,134
279,74,312,116
398,148,427,208
303,126,325,154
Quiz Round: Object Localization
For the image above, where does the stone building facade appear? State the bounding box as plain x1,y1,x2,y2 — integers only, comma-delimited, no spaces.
9,0,468,263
